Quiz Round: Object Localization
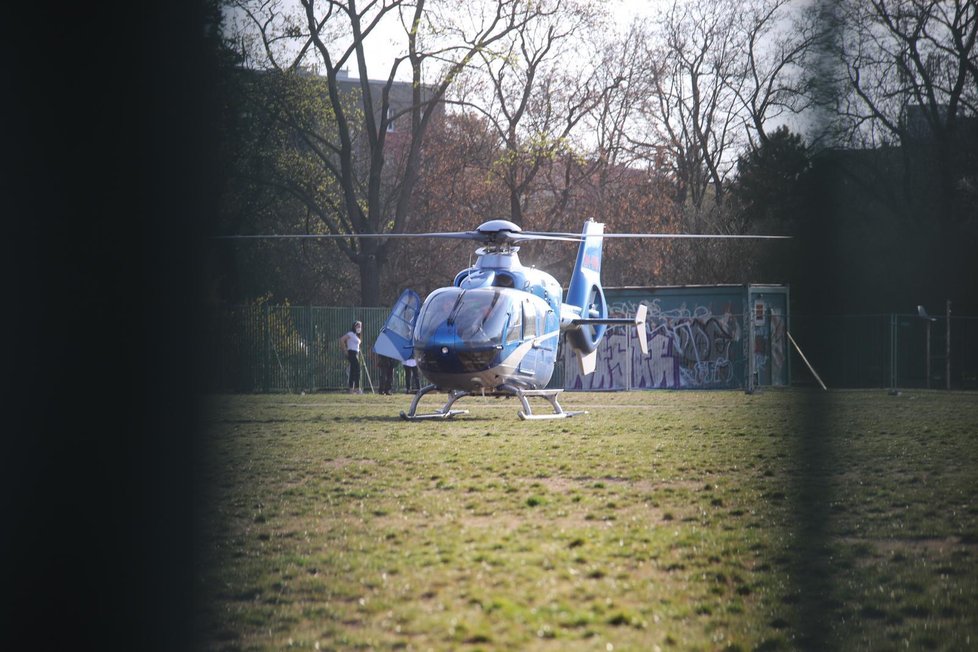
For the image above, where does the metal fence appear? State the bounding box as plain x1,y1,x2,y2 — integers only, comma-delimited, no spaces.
202,305,392,393
790,313,978,390
201,305,978,392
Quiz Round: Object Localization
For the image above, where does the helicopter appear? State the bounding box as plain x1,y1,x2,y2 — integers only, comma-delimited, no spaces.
372,218,649,419
219,218,788,419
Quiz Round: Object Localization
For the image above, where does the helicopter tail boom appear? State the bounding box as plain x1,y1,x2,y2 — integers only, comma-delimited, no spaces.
570,303,648,356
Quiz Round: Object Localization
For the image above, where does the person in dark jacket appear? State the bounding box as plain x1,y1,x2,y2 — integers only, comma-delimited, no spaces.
377,353,397,395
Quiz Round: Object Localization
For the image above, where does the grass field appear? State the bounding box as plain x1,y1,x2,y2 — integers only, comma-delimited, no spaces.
195,389,978,651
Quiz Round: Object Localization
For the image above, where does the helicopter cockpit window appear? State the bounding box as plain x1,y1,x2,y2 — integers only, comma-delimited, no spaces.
415,288,509,346
452,289,507,346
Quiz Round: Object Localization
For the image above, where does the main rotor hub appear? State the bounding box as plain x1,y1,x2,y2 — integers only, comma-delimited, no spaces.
475,219,522,245
476,219,522,235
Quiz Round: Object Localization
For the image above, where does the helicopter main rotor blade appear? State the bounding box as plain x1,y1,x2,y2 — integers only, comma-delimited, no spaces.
212,232,478,240
518,231,791,241
505,233,583,243
600,233,792,240
211,231,586,244
213,231,790,242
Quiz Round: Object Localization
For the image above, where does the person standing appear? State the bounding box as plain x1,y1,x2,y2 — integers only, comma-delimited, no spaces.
377,353,397,395
403,355,420,393
339,321,363,394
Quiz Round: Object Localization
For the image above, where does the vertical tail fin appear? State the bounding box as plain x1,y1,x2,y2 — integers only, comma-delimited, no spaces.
563,220,607,369
560,220,649,377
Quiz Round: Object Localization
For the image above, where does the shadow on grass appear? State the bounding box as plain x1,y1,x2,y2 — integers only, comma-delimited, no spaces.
356,415,500,423
790,390,835,650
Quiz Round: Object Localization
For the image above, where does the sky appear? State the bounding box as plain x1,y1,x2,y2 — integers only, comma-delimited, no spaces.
356,0,653,81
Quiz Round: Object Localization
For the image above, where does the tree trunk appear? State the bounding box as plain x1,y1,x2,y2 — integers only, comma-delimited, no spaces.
358,256,382,307
510,188,523,226
360,256,383,309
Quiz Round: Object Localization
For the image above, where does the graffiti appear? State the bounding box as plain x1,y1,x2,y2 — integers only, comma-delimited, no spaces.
570,324,628,390
640,300,741,389
564,298,746,390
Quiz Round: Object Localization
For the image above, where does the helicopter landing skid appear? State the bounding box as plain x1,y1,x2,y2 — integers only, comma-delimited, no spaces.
400,385,470,420
503,386,587,420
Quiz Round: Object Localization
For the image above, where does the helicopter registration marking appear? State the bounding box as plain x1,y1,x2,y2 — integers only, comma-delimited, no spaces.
582,244,601,272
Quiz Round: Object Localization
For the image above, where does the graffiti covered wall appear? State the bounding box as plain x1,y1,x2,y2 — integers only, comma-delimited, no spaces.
563,285,788,391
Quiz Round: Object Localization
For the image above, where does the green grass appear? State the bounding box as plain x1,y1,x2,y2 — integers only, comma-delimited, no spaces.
195,389,978,651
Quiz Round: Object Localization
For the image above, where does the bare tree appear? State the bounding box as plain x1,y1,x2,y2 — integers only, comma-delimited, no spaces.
830,0,978,230
543,21,653,224
447,0,613,227
735,0,823,149
387,112,507,297
834,0,977,147
225,0,552,305
629,0,820,230
527,25,679,282
628,0,748,235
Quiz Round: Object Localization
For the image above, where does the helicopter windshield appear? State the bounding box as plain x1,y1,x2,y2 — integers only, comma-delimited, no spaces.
414,288,510,346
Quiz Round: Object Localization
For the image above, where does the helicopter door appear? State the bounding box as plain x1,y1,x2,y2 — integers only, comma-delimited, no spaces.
374,288,422,362
518,300,539,375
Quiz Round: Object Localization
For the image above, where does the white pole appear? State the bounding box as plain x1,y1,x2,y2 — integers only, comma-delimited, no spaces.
359,350,375,394
891,314,897,391
787,331,828,391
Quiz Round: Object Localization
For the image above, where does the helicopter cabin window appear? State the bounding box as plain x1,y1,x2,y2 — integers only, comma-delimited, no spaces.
506,306,522,343
494,274,515,288
523,301,537,338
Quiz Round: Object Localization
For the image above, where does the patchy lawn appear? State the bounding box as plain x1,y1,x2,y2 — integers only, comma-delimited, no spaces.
195,389,978,651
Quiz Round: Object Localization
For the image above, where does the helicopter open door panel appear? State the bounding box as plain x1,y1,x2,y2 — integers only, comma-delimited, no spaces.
374,289,422,363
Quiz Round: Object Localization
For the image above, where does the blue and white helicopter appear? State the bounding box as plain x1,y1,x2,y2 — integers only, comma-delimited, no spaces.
374,218,648,420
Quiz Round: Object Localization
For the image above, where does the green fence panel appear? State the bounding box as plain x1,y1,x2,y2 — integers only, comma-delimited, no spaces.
206,305,391,392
